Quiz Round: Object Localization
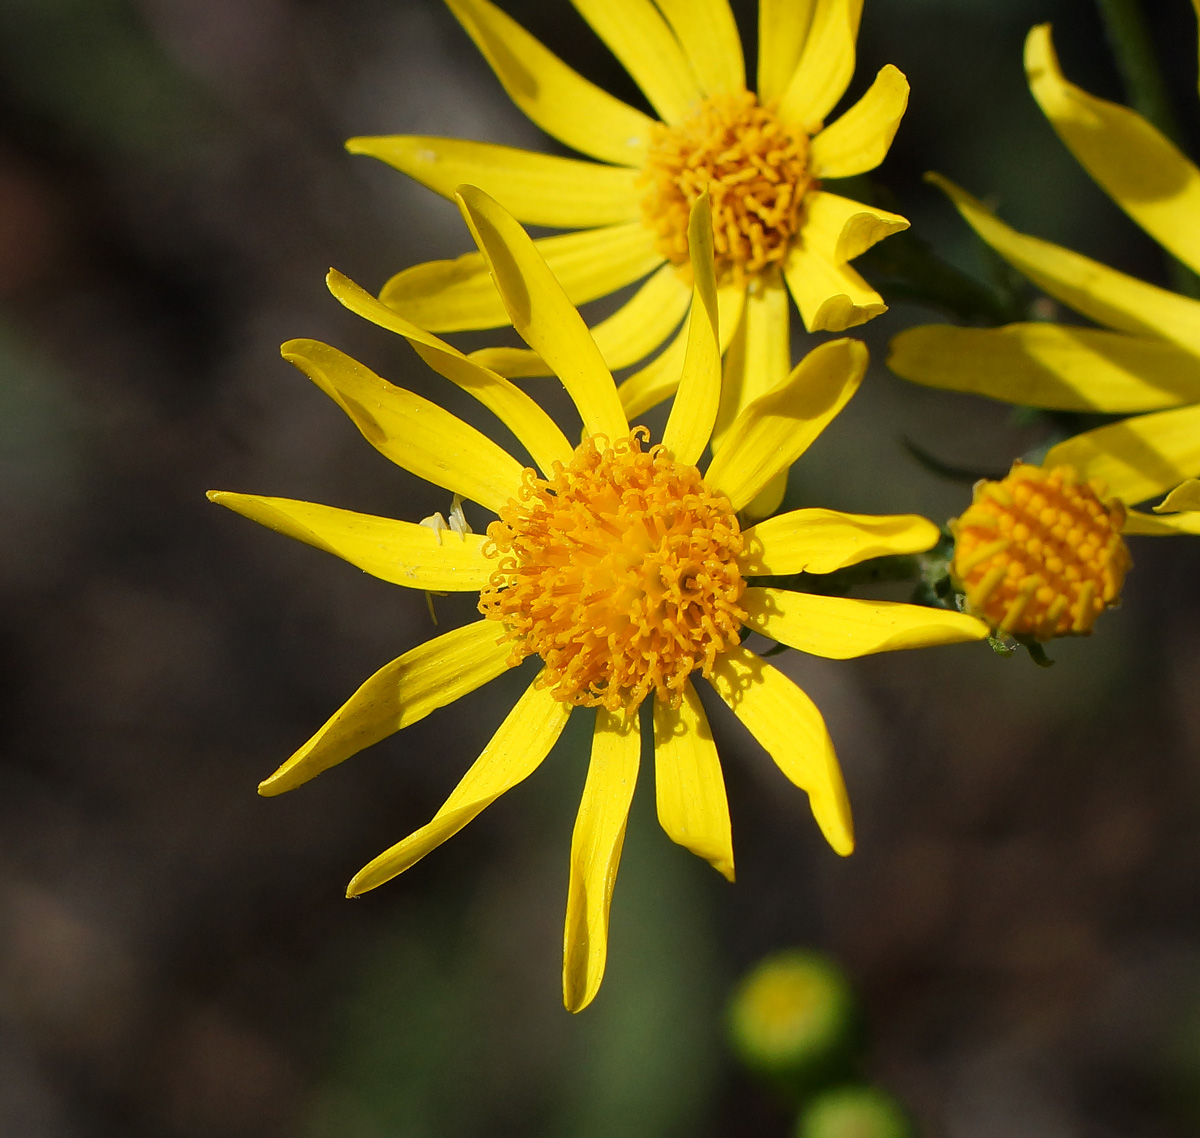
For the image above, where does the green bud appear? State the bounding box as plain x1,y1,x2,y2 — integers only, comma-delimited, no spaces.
796,1085,915,1138
727,949,856,1089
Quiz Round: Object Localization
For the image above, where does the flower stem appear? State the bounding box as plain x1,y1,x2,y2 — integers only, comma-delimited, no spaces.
1095,0,1184,145
1094,0,1200,297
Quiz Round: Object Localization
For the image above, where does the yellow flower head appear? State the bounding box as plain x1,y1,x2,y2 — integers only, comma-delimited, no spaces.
210,191,986,1011
349,0,910,470
890,22,1200,538
951,462,1131,640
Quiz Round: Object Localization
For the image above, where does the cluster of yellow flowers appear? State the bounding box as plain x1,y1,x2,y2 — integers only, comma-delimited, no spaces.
210,0,1200,1010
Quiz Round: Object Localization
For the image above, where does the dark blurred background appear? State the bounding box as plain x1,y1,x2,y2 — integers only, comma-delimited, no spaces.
4,0,1200,1135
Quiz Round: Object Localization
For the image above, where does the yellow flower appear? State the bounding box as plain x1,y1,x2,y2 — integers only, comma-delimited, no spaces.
350,0,910,514
210,191,986,1011
950,461,1131,640
890,24,1200,539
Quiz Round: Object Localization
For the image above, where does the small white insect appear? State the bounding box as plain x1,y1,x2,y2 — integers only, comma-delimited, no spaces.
418,493,472,545
418,494,472,625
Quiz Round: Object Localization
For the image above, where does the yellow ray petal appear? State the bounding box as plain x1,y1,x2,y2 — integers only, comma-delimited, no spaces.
345,676,572,895
889,322,1200,413
705,337,867,511
461,346,552,379
1045,402,1200,506
1124,507,1200,534
653,681,734,881
712,274,791,517
380,222,662,333
618,317,689,422
328,270,573,475
809,65,909,179
1027,24,1200,275
563,707,641,1013
258,621,513,796
662,196,722,465
930,174,1200,355
1154,478,1200,512
469,263,692,378
757,0,816,103
281,339,523,515
707,643,852,855
740,508,940,575
801,191,910,265
778,0,864,133
207,492,492,591
456,187,629,441
618,283,746,420
445,0,653,167
656,0,744,97
570,0,702,124
742,588,989,658
587,263,693,370
345,136,642,228
784,242,887,332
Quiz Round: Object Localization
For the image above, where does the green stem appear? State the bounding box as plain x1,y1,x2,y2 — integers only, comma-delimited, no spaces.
1094,0,1200,297
1095,0,1185,144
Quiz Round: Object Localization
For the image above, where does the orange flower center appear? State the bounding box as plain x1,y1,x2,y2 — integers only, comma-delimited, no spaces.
951,462,1131,640
478,430,746,710
640,90,813,285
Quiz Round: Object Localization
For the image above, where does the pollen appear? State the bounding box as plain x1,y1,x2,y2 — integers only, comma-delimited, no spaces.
478,430,746,711
640,90,813,285
951,462,1131,640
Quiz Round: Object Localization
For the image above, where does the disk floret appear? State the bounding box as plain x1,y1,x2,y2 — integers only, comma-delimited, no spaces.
479,430,747,710
640,90,812,284
951,462,1131,640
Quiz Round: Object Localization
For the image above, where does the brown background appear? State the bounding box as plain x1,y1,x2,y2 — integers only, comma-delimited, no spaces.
3,0,1200,1135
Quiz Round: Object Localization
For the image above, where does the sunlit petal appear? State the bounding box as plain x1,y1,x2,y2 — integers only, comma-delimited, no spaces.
207,493,492,591
809,65,909,179
469,264,691,379
1153,478,1200,513
930,173,1200,354
1045,402,1200,506
713,273,790,450
742,588,989,658
445,0,653,166
380,223,662,333
708,643,853,856
784,242,888,332
889,322,1200,413
778,0,864,132
757,0,816,103
456,186,628,440
563,707,641,1013
618,283,746,420
1124,507,1200,534
345,676,571,895
281,339,523,514
657,0,744,97
712,274,790,516
653,682,734,881
662,196,723,465
706,338,867,511
346,136,641,227
570,0,702,124
328,269,573,475
258,622,513,796
1027,24,1200,274
802,191,909,264
740,508,940,575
